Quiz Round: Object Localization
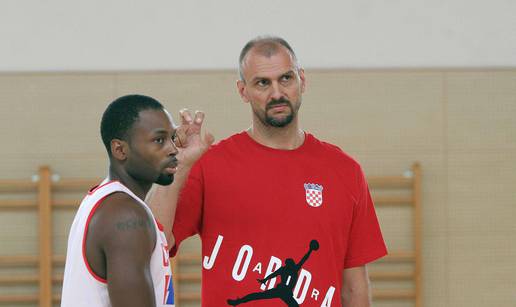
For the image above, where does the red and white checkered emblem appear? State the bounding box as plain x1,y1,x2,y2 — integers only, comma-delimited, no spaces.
304,183,323,207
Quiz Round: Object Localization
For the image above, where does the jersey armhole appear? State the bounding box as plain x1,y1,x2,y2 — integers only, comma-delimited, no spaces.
82,195,111,284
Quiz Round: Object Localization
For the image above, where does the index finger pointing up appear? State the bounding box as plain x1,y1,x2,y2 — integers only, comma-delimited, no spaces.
179,108,193,125
193,110,205,126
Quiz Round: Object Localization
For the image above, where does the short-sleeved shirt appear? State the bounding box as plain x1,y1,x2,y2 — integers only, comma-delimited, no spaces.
172,132,387,306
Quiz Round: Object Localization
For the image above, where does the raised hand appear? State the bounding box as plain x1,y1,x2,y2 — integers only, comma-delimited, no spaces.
174,109,214,168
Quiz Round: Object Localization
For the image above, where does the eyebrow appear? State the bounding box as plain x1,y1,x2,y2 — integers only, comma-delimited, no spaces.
250,70,295,83
151,128,173,135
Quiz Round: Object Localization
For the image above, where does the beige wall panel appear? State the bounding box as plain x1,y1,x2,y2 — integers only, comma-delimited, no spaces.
446,71,516,153
0,73,115,178
336,152,449,305
303,71,444,154
355,153,447,236
0,211,38,254
447,150,516,306
0,154,106,179
447,152,516,236
53,210,77,255
0,74,115,155
178,234,202,253
356,153,448,307
44,154,107,178
374,302,413,307
115,72,250,141
375,205,413,250
448,234,516,307
0,156,56,179
421,233,449,307
0,285,38,296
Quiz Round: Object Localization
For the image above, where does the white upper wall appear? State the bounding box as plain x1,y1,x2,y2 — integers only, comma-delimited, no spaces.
1,0,515,71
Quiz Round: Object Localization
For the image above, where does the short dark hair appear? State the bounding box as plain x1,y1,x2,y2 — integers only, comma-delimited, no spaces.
238,36,299,81
100,94,163,155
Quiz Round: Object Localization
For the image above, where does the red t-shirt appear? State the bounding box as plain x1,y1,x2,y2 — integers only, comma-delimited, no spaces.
172,132,387,306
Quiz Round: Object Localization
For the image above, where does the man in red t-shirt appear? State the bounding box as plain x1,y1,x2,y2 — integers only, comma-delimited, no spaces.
150,36,387,307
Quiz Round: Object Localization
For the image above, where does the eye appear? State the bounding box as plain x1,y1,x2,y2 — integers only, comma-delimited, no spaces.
171,132,178,142
154,137,165,144
280,74,293,83
256,79,270,87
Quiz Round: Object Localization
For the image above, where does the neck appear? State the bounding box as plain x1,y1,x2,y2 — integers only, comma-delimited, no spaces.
108,164,151,201
248,119,305,150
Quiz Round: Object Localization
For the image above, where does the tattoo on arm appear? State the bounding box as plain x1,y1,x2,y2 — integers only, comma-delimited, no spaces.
115,217,153,231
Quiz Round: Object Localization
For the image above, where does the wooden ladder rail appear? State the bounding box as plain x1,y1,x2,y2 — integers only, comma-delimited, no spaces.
0,170,100,305
0,166,52,306
368,162,422,306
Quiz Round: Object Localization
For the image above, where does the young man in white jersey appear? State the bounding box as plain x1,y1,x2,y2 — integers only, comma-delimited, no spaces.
61,95,212,307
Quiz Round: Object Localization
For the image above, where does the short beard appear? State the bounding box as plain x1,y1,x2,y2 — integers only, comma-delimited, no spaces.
265,112,294,127
155,173,174,186
262,98,295,127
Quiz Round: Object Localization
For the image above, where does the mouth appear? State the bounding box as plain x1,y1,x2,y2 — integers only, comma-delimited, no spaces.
164,166,177,175
266,99,291,111
269,103,287,109
163,160,178,174
267,103,290,113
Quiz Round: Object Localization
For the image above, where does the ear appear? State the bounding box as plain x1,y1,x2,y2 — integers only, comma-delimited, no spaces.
299,68,306,94
236,79,250,103
110,139,128,161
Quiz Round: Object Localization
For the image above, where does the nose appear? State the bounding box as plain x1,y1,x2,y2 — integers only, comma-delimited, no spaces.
167,138,178,156
270,81,283,101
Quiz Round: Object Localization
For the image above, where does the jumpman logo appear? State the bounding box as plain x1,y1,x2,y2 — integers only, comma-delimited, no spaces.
227,240,319,307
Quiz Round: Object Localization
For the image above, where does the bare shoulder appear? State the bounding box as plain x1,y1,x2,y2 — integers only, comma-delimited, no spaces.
89,192,156,249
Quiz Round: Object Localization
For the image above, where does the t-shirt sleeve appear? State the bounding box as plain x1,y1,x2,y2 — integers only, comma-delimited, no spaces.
169,161,204,257
344,165,388,268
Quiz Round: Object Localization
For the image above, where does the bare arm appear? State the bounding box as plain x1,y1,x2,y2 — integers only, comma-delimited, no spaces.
147,109,213,244
341,266,372,307
89,193,157,307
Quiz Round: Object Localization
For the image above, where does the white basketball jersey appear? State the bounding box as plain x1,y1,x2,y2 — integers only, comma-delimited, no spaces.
61,180,175,306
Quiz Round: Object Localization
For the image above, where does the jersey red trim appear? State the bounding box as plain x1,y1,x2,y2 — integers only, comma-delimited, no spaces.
87,180,119,195
155,219,164,231
82,195,110,284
